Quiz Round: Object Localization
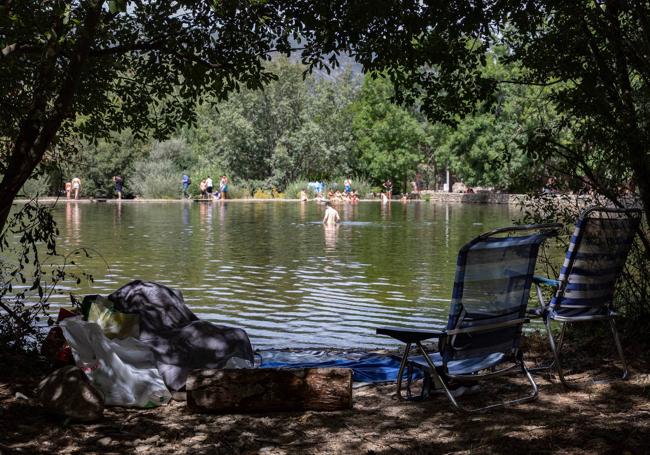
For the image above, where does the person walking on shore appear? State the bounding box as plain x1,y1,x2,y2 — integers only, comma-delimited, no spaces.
182,173,191,199
219,175,228,200
113,175,123,199
65,181,72,200
206,176,214,197
71,177,81,200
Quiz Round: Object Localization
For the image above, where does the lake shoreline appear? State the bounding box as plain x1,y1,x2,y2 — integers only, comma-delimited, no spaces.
15,192,526,205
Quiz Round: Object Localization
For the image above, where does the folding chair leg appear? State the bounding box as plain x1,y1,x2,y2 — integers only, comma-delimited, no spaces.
414,341,459,409
529,285,556,374
535,284,547,312
395,343,412,400
609,319,629,380
545,318,573,388
520,360,540,403
556,322,567,352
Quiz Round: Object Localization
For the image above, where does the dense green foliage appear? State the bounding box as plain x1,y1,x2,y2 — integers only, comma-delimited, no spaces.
59,57,555,198
62,59,364,198
351,76,427,192
433,52,559,191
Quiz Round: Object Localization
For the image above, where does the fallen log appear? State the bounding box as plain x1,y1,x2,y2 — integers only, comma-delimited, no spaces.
186,367,353,413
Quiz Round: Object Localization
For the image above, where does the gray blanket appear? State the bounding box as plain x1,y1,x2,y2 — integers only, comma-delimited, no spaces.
108,280,254,391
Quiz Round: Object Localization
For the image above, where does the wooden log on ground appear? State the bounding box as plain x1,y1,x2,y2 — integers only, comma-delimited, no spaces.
186,367,353,413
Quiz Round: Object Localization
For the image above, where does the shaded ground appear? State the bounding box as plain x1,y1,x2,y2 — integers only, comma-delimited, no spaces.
1,332,649,454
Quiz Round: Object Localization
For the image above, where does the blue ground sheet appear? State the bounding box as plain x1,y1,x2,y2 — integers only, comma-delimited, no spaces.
257,350,421,383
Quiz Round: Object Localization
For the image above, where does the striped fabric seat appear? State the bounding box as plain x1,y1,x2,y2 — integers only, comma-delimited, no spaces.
377,223,560,411
443,233,550,364
533,206,642,387
549,208,641,320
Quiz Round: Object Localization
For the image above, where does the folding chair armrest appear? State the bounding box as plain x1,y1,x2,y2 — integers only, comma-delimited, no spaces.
376,327,444,344
445,318,529,336
533,275,560,287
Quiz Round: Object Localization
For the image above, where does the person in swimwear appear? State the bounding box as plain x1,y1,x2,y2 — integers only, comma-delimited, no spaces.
71,177,81,199
322,201,340,225
113,175,123,199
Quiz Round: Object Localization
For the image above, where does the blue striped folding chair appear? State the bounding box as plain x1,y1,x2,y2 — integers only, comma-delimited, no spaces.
533,206,642,387
377,223,561,412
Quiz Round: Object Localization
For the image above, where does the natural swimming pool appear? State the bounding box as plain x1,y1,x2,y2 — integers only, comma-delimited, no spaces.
47,200,520,349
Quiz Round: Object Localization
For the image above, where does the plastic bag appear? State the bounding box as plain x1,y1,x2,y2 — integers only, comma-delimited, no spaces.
60,317,171,408
87,297,139,339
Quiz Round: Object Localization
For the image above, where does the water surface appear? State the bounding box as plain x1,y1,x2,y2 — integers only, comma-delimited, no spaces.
48,200,518,348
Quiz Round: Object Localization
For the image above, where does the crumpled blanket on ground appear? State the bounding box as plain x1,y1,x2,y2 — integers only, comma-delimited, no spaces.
108,280,255,391
60,317,172,407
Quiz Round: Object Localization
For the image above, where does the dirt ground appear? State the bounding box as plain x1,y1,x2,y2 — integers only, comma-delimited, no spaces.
1,333,649,455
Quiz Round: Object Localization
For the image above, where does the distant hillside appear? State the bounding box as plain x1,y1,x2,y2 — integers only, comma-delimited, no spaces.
282,37,364,80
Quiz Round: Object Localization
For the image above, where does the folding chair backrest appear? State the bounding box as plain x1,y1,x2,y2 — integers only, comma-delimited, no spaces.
551,207,642,316
443,226,558,363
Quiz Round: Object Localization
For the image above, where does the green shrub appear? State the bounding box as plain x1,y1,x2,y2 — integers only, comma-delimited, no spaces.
371,185,383,194
284,180,313,199
253,189,273,199
131,159,180,199
130,140,195,198
350,178,373,199
226,182,252,199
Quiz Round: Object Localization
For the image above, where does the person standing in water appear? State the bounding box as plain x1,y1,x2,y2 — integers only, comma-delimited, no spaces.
322,201,340,225
382,178,393,200
71,177,81,199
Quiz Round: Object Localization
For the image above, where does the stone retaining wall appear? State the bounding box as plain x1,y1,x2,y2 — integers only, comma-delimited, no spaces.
419,191,523,205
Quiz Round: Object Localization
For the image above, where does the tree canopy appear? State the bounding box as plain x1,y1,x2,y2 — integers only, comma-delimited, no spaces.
1,0,508,230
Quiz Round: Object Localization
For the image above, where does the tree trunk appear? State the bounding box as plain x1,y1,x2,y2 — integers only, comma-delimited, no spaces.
186,368,353,413
0,136,42,230
0,2,103,234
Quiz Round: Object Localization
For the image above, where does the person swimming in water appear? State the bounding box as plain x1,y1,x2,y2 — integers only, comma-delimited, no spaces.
322,201,340,225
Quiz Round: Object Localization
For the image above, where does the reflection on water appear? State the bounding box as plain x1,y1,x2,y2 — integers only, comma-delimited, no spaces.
323,224,339,252
64,202,82,245
48,201,518,348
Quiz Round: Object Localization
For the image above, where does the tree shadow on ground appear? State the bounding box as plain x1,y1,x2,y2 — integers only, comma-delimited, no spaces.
1,335,650,454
